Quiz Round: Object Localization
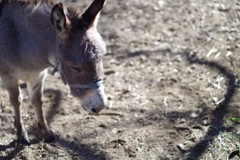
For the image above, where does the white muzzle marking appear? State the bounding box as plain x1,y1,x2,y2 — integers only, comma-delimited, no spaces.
80,85,107,113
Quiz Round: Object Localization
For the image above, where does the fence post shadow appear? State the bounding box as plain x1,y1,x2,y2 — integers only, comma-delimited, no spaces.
181,51,237,159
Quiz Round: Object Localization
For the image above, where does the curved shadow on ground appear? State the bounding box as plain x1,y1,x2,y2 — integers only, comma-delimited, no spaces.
114,48,238,159
181,52,237,159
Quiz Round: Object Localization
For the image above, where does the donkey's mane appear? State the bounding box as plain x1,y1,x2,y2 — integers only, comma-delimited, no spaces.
0,0,81,21
0,0,54,15
67,6,80,19
0,0,54,5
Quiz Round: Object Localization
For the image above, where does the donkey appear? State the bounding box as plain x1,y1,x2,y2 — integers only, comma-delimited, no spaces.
0,0,107,143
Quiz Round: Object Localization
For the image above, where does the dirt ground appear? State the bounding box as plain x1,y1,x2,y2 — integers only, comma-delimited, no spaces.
1,0,240,159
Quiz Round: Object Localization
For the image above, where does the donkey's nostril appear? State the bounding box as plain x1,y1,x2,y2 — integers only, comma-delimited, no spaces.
91,108,98,113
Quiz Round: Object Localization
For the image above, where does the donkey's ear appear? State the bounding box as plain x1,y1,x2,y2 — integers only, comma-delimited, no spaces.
82,0,105,27
51,3,70,39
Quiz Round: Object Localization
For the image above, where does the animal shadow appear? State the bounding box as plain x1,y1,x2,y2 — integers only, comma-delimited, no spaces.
0,139,39,160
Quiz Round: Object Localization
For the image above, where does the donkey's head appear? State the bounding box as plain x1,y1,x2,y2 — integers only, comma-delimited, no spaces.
51,0,107,114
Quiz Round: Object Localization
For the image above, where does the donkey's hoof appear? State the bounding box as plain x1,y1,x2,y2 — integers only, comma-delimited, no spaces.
43,129,57,143
18,135,30,145
36,123,56,143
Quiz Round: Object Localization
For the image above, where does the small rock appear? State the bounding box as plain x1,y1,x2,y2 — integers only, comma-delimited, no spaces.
112,128,118,134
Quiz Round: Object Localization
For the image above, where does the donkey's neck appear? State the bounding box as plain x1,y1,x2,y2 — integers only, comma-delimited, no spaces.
24,3,59,68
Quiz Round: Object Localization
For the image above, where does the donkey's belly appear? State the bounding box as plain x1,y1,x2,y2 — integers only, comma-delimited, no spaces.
12,67,44,82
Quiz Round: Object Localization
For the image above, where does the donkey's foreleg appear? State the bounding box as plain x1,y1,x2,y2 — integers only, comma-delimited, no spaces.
1,76,29,144
28,73,55,142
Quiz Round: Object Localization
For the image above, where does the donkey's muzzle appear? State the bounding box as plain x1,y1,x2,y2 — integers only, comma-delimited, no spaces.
91,106,106,114
79,85,107,114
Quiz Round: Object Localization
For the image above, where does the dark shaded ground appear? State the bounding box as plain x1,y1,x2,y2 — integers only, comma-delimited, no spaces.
1,0,240,159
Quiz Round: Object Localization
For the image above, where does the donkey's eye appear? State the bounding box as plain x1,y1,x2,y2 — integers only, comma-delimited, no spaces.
70,66,82,73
